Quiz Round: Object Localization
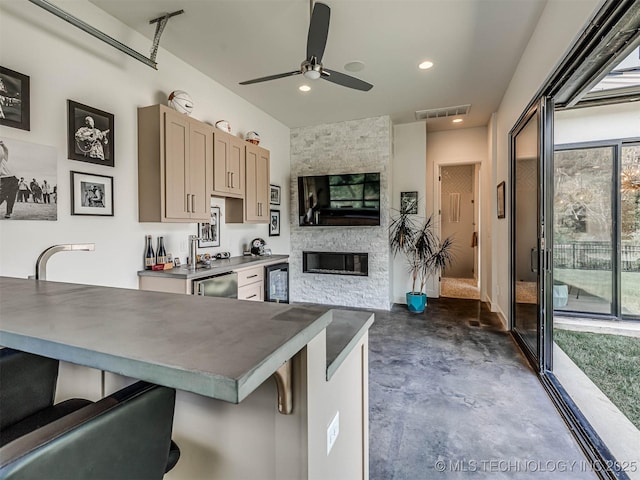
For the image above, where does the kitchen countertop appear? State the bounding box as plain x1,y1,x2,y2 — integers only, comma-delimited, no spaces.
0,276,329,404
137,254,289,280
325,309,374,380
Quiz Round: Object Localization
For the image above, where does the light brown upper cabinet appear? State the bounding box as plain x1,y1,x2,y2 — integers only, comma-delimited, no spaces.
245,144,270,223
138,104,213,222
213,130,245,198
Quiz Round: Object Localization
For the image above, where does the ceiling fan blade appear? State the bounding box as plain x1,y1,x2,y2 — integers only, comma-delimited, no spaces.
239,70,301,85
306,2,330,62
321,68,373,91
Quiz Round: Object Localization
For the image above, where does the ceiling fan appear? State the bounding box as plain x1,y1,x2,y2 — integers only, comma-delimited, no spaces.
239,2,373,92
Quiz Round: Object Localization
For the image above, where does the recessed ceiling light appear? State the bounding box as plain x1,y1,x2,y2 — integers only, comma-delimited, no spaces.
418,61,434,70
452,118,463,123
299,85,311,92
344,61,365,72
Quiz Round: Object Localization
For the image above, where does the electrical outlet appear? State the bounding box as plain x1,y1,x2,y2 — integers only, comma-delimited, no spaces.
327,411,339,455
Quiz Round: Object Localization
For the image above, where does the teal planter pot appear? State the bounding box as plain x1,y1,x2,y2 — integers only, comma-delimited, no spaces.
406,292,427,313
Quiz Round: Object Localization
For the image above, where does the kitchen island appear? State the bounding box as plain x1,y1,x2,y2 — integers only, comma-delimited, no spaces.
0,277,373,479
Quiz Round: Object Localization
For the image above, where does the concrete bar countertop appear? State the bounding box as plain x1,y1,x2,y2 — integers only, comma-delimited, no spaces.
137,254,289,280
0,277,330,404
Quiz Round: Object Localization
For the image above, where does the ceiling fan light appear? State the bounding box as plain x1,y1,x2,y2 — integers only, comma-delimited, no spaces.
303,70,321,80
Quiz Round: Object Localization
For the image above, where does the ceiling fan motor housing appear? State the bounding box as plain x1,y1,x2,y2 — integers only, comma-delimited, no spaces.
302,60,322,80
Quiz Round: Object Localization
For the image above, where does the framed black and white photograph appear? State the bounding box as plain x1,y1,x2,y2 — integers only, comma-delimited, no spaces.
0,67,30,131
497,181,506,219
71,171,113,216
270,184,281,205
269,209,280,236
198,202,221,248
0,137,57,221
400,191,418,214
68,100,114,167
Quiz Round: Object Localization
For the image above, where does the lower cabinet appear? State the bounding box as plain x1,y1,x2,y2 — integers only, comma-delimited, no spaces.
235,265,264,301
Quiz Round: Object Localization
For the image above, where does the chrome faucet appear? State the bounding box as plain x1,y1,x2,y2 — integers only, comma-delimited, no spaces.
188,235,201,270
34,244,95,280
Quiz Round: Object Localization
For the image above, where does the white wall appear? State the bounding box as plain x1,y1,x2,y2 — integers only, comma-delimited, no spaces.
492,0,602,325
426,126,488,297
391,122,426,304
0,0,290,288
555,102,640,145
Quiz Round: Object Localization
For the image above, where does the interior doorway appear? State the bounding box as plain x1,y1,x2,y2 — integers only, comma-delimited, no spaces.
440,163,480,300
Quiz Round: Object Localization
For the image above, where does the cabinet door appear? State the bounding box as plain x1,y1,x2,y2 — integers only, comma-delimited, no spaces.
255,147,270,221
238,281,264,301
189,122,213,220
228,136,245,197
164,111,189,220
213,131,245,198
213,131,230,195
245,144,270,223
245,145,259,221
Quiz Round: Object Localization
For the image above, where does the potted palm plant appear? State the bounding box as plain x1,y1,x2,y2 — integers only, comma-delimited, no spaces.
389,202,455,313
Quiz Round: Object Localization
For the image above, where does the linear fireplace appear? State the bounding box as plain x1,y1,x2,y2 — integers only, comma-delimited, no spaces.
303,251,369,276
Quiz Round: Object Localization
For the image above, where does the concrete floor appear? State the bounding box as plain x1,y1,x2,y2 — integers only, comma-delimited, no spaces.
368,298,597,479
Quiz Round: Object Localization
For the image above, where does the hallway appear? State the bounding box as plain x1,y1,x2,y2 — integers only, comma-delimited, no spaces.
368,298,595,479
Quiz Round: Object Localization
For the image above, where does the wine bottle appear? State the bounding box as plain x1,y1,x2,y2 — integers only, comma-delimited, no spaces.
144,235,155,269
156,236,167,265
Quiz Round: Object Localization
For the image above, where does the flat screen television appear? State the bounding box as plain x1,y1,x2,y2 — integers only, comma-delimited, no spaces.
298,172,381,226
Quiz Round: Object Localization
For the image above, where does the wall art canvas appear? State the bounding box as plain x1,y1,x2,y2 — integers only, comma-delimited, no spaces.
400,191,418,214
497,181,506,219
0,66,30,131
198,201,221,248
0,137,57,221
269,209,280,236
71,171,113,216
270,184,281,205
68,100,114,167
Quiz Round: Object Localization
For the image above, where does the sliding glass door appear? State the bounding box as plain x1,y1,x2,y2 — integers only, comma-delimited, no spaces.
553,145,615,316
553,140,640,320
620,143,640,317
510,98,553,366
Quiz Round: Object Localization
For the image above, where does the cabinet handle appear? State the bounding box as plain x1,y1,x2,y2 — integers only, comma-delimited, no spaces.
191,194,196,213
247,274,258,279
186,194,191,213
227,172,230,188
247,294,257,299
230,172,234,189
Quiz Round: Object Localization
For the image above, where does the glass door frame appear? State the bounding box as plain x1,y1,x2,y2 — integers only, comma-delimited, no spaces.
554,138,640,321
509,97,555,372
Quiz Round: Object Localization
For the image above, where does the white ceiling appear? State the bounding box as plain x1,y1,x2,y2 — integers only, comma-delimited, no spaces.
90,0,547,131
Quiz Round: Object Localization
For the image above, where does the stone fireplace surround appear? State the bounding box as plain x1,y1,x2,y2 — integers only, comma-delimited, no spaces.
289,116,392,310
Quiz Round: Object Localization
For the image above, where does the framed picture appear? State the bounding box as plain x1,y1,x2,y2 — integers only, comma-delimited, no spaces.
67,100,114,167
0,66,30,131
0,137,57,221
400,191,418,214
269,209,280,236
497,181,506,219
198,202,221,248
270,184,281,205
70,171,113,216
